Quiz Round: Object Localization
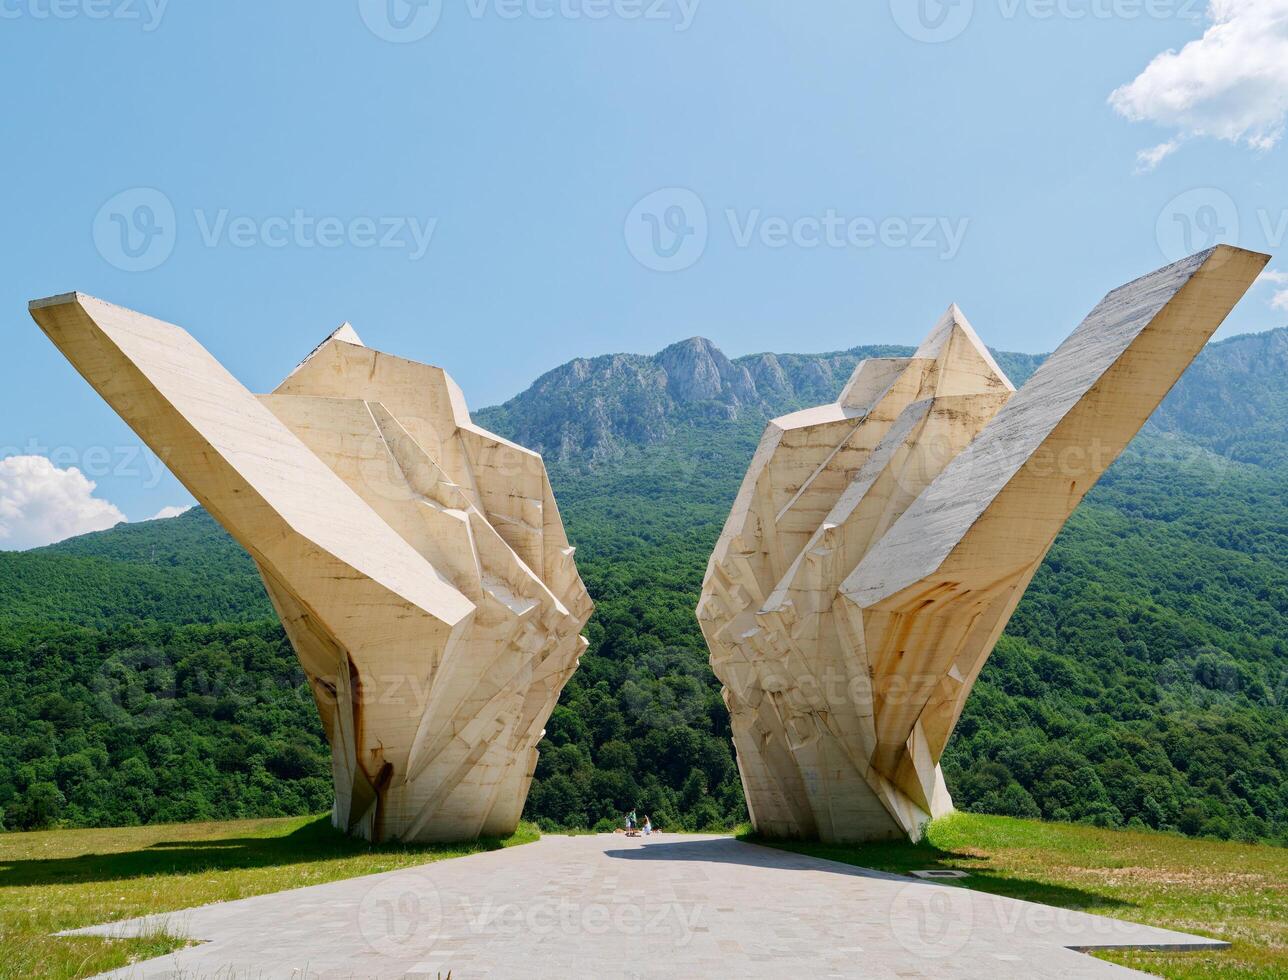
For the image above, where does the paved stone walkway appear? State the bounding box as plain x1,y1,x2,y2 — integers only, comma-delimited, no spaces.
70,834,1224,978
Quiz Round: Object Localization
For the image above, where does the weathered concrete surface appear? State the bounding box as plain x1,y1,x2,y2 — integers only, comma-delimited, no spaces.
697,246,1270,844
70,834,1224,978
29,294,592,844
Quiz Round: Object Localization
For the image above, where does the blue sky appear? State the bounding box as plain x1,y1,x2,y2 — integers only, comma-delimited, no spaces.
1,0,1285,543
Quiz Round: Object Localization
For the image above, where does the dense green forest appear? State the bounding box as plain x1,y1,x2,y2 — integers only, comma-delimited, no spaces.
0,329,1284,843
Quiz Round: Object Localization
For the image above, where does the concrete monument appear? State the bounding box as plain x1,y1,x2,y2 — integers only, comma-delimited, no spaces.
30,293,592,843
697,246,1269,842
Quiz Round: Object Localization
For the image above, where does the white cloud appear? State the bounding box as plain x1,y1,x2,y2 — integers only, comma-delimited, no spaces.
1253,269,1288,312
1110,1,1288,162
1135,139,1181,173
0,456,126,550
149,504,193,521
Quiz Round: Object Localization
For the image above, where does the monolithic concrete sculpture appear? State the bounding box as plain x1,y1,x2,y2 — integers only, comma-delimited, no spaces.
697,246,1269,843
29,294,592,843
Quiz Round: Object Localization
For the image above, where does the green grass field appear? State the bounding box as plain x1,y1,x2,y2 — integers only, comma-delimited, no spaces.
748,812,1287,979
0,814,536,979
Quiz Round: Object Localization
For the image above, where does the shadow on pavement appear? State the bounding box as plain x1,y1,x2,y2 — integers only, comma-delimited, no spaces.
603,835,1132,913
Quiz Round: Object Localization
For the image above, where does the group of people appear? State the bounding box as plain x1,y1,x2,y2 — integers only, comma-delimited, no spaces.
624,809,652,836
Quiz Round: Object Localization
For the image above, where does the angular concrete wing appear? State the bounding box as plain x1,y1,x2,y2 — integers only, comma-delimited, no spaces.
30,294,592,843
698,245,1269,843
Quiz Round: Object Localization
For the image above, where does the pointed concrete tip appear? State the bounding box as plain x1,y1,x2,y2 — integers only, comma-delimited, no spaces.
1204,245,1271,282
1108,244,1271,301
284,322,367,379
913,302,1015,392
30,293,148,321
330,322,365,347
29,292,87,311
1211,243,1271,263
1220,244,1272,275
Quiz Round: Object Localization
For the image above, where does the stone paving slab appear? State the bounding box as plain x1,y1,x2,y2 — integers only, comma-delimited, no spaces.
67,834,1225,978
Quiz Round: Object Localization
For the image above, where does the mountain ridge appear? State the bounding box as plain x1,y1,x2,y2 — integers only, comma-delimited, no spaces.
476,326,1287,467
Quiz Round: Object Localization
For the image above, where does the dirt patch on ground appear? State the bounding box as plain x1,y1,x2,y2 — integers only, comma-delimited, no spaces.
1075,866,1272,888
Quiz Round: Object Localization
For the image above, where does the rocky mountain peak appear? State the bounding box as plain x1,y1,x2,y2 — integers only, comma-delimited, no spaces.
654,337,757,405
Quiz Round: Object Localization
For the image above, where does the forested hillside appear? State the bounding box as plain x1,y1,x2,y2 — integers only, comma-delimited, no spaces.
0,329,1284,843
0,510,272,628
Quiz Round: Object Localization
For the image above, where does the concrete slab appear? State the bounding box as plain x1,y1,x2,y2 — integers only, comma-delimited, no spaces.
67,834,1224,978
